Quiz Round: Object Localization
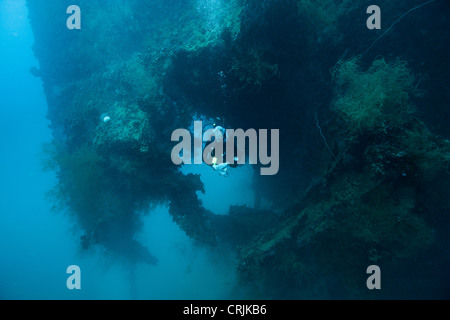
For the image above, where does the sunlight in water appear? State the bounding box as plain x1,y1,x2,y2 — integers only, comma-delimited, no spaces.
196,0,223,31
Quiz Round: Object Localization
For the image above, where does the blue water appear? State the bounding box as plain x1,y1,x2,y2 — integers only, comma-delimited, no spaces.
0,1,252,299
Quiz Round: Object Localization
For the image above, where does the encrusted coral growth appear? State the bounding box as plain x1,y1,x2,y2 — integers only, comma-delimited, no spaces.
36,0,238,265
183,0,243,51
30,0,450,297
93,102,154,154
332,57,418,133
52,145,106,229
230,46,280,89
137,0,243,53
237,57,449,298
297,0,356,43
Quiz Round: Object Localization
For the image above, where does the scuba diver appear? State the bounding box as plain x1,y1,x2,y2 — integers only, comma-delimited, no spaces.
203,117,238,176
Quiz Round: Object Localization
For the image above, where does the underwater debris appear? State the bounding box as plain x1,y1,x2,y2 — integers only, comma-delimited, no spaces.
236,56,449,298
28,0,450,298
